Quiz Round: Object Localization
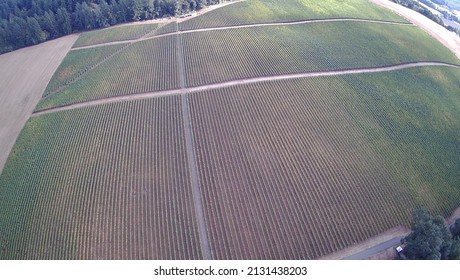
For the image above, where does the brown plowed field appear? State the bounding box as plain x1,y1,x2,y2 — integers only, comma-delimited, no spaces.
0,34,78,174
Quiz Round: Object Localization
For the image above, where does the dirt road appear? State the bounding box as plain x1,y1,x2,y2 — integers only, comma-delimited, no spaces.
371,0,460,59
319,226,410,260
342,237,403,260
0,34,78,174
32,61,460,117
323,204,460,260
72,18,413,51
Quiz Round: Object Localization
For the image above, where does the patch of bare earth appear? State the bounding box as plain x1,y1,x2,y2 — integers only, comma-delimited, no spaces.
366,247,399,260
0,34,78,174
447,206,460,224
370,0,460,59
318,226,410,260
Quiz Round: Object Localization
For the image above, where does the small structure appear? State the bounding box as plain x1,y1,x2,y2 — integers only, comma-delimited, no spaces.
395,244,406,259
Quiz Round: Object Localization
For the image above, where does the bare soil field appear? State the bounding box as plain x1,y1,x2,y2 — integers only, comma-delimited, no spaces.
0,34,78,174
371,0,460,59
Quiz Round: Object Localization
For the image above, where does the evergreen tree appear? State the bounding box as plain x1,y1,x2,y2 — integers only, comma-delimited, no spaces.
26,16,43,44
132,0,145,21
56,7,72,35
42,10,58,38
9,16,28,48
0,0,228,54
402,209,453,260
451,218,460,238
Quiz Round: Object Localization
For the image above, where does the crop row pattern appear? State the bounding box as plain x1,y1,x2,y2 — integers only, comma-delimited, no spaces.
0,97,201,260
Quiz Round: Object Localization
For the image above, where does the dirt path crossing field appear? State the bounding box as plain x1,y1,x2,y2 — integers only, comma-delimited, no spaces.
0,35,78,174
32,61,460,117
71,18,413,51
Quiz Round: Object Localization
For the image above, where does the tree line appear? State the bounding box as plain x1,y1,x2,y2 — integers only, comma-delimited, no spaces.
400,208,460,260
0,0,223,54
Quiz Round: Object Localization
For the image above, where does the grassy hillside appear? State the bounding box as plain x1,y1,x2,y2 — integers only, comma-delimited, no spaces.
180,0,408,30
1,0,460,260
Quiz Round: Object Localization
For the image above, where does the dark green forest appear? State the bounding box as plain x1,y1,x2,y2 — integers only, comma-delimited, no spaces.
0,0,222,54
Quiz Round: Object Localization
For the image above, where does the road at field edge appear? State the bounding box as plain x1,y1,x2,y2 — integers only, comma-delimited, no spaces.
32,61,460,117
371,0,460,59
342,237,403,260
71,18,413,51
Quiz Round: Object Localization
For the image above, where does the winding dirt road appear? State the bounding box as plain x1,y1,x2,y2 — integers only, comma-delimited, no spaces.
71,18,413,51
58,17,419,104
32,61,460,117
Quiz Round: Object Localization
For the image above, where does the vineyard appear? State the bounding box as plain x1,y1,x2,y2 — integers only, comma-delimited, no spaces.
36,35,179,111
179,0,408,30
182,21,460,87
1,0,460,260
73,23,160,47
188,67,460,259
2,66,460,259
145,22,179,38
38,20,460,111
0,97,202,259
43,44,129,97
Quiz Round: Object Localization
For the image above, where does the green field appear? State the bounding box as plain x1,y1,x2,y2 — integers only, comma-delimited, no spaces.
342,67,460,212
188,67,460,259
43,44,129,97
38,21,460,110
73,23,160,47
183,21,459,86
36,36,179,111
0,97,202,259
1,0,460,260
180,0,408,30
2,67,460,259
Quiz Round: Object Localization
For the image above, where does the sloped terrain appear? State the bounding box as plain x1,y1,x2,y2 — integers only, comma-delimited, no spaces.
1,0,460,260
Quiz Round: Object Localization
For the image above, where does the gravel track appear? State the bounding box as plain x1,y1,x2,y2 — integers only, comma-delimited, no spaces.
71,18,413,51
177,33,213,260
32,61,460,117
